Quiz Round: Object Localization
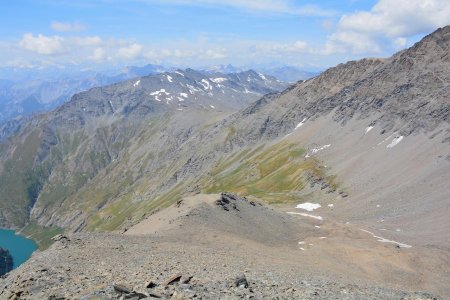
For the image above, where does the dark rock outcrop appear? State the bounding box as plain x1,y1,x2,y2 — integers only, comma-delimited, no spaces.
0,248,13,276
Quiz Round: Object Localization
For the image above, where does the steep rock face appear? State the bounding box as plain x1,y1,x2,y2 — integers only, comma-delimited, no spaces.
237,26,450,142
0,248,13,276
0,69,287,229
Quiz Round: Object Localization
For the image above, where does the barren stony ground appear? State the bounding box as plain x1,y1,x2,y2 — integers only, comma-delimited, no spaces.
1,194,448,299
276,114,450,248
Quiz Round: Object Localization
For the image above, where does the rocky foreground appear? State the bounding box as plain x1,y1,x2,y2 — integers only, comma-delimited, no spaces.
0,233,439,300
0,194,445,299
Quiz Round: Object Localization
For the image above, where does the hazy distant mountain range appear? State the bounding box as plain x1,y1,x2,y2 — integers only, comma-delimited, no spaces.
0,64,167,125
204,64,319,82
0,64,316,129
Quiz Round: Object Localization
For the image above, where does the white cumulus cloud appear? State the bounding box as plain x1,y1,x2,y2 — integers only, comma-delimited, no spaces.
204,49,227,59
339,0,450,38
323,0,450,55
19,33,65,55
323,31,382,55
117,43,143,59
393,37,407,49
72,36,103,47
89,48,106,62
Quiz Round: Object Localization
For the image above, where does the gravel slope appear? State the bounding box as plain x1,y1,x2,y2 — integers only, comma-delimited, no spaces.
2,193,447,299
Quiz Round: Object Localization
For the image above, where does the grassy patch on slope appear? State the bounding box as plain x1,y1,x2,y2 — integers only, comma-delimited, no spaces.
201,142,337,204
20,221,63,250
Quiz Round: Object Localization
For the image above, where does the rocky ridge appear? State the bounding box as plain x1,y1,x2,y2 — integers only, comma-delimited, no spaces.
1,193,445,299
228,26,450,144
3,233,438,299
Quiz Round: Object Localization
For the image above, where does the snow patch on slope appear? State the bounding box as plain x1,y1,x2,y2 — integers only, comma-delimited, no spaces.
200,79,212,90
386,136,404,148
150,89,170,96
360,229,412,248
295,118,307,130
244,88,258,94
187,84,201,94
211,77,227,83
296,202,321,211
305,144,331,158
108,100,115,113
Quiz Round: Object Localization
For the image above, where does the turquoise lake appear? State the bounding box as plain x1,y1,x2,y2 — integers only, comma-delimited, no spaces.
0,228,37,269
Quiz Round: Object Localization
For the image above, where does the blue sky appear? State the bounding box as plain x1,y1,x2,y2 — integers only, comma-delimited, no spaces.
0,0,449,70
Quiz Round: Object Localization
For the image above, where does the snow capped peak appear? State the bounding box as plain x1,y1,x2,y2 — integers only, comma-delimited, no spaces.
112,67,287,111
